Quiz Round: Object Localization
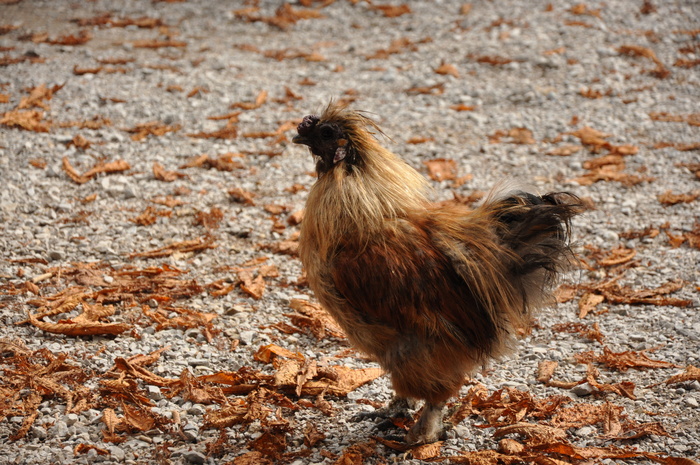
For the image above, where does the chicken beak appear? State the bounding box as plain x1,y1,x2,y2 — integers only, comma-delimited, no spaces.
292,135,309,145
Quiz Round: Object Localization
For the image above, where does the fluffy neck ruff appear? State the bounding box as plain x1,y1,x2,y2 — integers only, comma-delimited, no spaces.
302,115,429,255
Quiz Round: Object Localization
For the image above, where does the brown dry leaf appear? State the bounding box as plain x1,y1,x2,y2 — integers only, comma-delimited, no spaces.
144,306,217,337
187,120,237,139
238,269,265,300
112,357,178,388
331,442,378,465
102,408,119,436
254,344,305,364
599,279,691,307
256,4,324,30
77,159,130,183
406,82,445,95
619,225,660,240
181,153,245,171
423,158,457,181
152,162,186,182
597,246,636,266
585,364,637,399
202,397,257,429
568,126,611,151
371,4,412,17
493,421,568,442
578,291,604,318
132,39,186,48
664,365,700,385
231,90,268,110
573,164,653,186
567,126,639,155
130,206,171,226
547,144,582,156
264,204,287,215
550,401,623,429
27,300,132,337
29,29,92,46
120,402,157,432
68,134,91,150
287,210,304,226
228,187,256,206
448,449,522,464
74,444,109,456
554,283,578,303
580,87,605,99
194,207,224,230
650,111,700,126
489,128,535,144
552,321,605,343
570,3,602,17
410,441,443,460
619,44,670,78
151,195,185,207
129,236,217,259
303,423,325,447
57,115,112,130
508,127,536,145
606,421,670,440
0,109,50,132
263,238,299,256
127,121,181,141
450,104,476,112
18,83,64,109
576,347,680,372
470,54,514,66
366,36,422,59
658,190,700,205
536,361,559,384
299,366,383,397
435,62,459,77
286,299,345,340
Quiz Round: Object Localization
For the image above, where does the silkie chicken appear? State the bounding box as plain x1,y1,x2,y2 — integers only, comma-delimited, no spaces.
292,102,581,444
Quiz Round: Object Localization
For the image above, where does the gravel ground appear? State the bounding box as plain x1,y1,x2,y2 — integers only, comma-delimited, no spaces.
1,0,699,464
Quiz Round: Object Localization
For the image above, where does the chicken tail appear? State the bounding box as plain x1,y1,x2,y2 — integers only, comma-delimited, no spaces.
489,190,582,314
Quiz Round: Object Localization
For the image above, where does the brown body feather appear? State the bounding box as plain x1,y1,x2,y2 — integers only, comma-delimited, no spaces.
294,102,581,443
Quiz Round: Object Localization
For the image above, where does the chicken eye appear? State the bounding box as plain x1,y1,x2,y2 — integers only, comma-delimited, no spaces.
319,125,335,140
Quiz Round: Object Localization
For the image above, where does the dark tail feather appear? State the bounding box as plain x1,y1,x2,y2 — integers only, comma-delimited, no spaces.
492,191,583,311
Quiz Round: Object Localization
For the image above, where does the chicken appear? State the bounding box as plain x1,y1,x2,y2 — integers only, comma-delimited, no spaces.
292,102,581,444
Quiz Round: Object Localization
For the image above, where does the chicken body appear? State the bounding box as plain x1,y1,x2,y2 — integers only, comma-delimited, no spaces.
293,103,580,444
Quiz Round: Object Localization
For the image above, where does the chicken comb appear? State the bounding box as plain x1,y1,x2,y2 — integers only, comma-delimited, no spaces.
297,114,320,136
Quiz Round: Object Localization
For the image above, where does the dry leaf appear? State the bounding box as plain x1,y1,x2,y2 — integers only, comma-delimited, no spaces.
0,109,50,132
153,162,186,182
658,190,700,205
423,158,458,181
576,347,680,372
435,62,459,77
228,187,256,205
239,270,265,300
286,299,345,339
254,344,304,364
548,144,582,156
371,4,412,17
536,361,559,383
129,236,217,259
664,365,700,385
450,104,476,112
127,121,181,141
578,292,604,318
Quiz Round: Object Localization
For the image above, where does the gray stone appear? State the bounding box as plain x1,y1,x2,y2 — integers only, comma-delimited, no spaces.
183,450,206,464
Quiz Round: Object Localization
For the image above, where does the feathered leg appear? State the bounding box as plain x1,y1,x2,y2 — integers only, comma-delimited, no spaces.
405,401,446,444
353,396,414,426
